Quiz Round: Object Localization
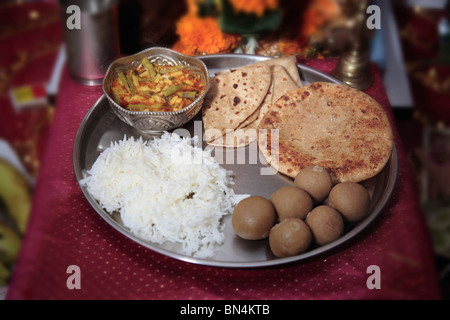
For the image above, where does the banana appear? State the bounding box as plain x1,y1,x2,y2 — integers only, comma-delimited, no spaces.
0,261,11,286
0,158,32,234
0,220,22,266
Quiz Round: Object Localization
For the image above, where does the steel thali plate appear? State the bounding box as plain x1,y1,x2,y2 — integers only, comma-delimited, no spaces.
73,54,398,268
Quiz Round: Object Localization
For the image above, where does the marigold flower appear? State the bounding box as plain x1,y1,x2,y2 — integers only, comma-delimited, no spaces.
185,0,199,15
173,13,242,55
229,0,279,17
301,0,340,38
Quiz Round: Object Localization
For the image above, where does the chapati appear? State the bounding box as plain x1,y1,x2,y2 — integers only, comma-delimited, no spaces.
202,63,271,142
207,64,300,148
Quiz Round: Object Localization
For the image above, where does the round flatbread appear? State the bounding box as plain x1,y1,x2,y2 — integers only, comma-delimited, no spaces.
209,65,300,148
258,82,394,183
202,63,271,142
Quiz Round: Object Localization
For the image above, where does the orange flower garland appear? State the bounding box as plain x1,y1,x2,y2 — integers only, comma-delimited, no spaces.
285,0,341,57
172,0,340,57
300,0,340,40
229,0,279,17
172,13,242,56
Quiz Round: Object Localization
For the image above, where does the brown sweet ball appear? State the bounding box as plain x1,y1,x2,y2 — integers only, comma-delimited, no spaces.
294,165,334,203
269,218,312,258
305,205,344,246
232,196,277,240
269,186,313,221
327,182,370,222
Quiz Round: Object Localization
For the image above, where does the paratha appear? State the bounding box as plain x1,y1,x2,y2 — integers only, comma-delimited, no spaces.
202,63,271,143
257,82,394,183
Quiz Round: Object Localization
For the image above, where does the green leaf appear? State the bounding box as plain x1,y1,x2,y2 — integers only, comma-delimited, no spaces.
219,0,282,34
197,0,221,17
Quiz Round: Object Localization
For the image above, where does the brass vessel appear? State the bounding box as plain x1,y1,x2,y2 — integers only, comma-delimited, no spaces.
332,0,373,90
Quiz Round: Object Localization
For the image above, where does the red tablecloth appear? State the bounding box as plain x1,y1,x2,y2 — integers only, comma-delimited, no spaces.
5,57,443,300
0,1,61,176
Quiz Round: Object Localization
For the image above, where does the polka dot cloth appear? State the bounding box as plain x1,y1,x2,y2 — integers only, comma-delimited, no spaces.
6,60,442,300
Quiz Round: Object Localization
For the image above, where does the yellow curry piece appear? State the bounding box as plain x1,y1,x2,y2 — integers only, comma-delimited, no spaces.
112,57,205,112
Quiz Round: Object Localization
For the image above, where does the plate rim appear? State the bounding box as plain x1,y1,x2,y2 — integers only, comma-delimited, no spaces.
73,53,398,268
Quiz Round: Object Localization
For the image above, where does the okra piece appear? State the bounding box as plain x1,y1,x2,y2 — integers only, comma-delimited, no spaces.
142,57,156,80
129,103,165,111
140,91,153,98
125,73,136,96
118,72,130,92
162,84,184,97
175,91,197,99
171,103,183,111
151,103,165,110
141,91,165,102
112,88,122,104
131,70,140,89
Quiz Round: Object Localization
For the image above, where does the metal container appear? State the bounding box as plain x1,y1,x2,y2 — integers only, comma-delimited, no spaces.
102,47,211,134
59,0,120,85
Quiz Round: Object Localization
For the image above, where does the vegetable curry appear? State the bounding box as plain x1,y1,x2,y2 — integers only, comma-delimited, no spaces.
112,57,205,112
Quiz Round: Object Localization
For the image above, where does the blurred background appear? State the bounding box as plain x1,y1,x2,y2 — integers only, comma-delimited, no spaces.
0,0,449,298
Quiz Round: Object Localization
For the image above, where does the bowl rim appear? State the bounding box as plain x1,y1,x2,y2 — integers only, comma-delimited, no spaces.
102,46,211,116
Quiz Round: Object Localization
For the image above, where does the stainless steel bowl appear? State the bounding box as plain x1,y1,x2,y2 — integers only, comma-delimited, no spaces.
102,47,211,133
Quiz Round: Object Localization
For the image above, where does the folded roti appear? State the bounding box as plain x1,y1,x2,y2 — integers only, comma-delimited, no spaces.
213,55,302,133
258,82,394,183
216,55,301,87
209,65,300,148
202,63,271,142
